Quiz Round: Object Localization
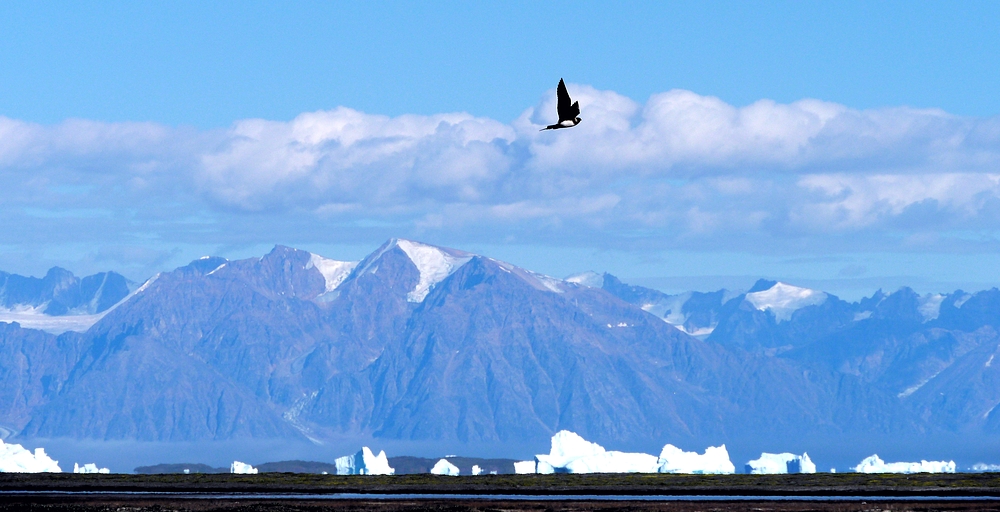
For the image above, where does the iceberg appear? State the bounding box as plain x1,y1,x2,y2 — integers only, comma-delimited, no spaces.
334,447,395,475
430,458,460,476
471,464,483,476
657,444,735,474
0,439,61,473
73,463,110,474
854,454,955,474
534,430,659,474
514,460,536,474
745,453,816,474
230,461,258,474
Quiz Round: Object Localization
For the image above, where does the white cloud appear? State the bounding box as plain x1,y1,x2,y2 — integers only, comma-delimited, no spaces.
2,86,1000,262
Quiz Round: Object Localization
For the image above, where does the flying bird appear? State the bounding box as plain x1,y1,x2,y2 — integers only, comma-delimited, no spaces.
540,78,581,131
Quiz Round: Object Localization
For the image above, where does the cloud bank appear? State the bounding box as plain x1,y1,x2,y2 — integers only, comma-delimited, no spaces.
2,85,1000,274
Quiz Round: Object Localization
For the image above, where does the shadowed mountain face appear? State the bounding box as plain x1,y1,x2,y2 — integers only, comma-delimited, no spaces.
0,268,131,315
2,241,999,452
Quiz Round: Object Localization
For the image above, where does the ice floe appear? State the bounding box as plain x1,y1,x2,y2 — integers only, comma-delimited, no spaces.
853,454,955,474
0,439,61,473
334,447,395,475
657,444,735,474
745,453,816,474
230,461,258,474
745,282,827,322
532,431,731,474
514,460,536,474
430,458,460,476
73,462,110,474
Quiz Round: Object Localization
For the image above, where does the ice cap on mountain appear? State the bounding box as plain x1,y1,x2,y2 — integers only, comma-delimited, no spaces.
744,281,827,322
657,444,735,474
307,253,358,294
430,458,460,476
0,440,61,473
334,447,395,475
394,240,473,302
853,454,955,474
565,271,604,288
745,452,816,474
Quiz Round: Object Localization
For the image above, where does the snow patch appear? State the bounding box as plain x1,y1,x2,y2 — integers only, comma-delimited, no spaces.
565,271,603,288
954,293,973,308
396,240,472,302
745,282,827,322
74,463,110,474
853,311,872,321
307,253,358,293
987,355,994,368
230,461,257,474
898,369,943,398
854,454,955,474
918,293,945,322
0,440,61,473
334,447,394,475
745,453,816,474
657,444,735,474
430,458,460,476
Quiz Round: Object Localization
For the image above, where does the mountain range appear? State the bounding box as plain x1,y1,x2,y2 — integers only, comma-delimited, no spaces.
1,239,999,465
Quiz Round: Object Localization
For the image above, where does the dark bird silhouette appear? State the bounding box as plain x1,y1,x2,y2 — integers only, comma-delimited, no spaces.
541,78,581,131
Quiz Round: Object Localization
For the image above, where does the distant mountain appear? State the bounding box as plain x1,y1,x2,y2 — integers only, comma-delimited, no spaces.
0,267,132,316
2,240,1000,457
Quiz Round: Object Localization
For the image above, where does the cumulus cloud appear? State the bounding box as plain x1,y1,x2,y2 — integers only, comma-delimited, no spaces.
2,85,1000,262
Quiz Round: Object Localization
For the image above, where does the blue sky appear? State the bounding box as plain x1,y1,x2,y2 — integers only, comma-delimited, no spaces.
2,1,1000,298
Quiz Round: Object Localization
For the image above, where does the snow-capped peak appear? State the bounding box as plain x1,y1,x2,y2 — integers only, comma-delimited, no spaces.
744,282,827,322
917,293,945,322
395,240,473,303
307,253,358,293
565,271,603,288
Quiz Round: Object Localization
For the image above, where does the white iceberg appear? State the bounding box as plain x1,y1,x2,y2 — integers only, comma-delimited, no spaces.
334,447,395,475
0,439,61,473
430,458,460,476
73,462,110,474
230,461,258,474
534,430,659,474
745,453,816,474
471,464,483,475
657,444,735,474
514,460,536,474
854,454,955,474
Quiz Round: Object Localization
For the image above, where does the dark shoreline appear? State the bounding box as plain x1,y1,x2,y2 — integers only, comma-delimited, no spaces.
3,472,1000,496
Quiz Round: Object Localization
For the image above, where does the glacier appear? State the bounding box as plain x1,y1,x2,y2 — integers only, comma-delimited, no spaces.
745,282,827,322
657,444,735,474
430,458,460,476
230,461,258,474
0,439,61,473
854,454,955,474
334,447,395,475
307,253,358,294
395,240,472,302
745,452,816,474
73,462,110,474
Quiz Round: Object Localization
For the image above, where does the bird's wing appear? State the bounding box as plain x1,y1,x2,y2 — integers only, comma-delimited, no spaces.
569,101,580,119
556,79,574,121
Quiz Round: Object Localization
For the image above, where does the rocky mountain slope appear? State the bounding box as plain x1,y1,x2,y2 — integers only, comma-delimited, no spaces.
1,240,998,454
